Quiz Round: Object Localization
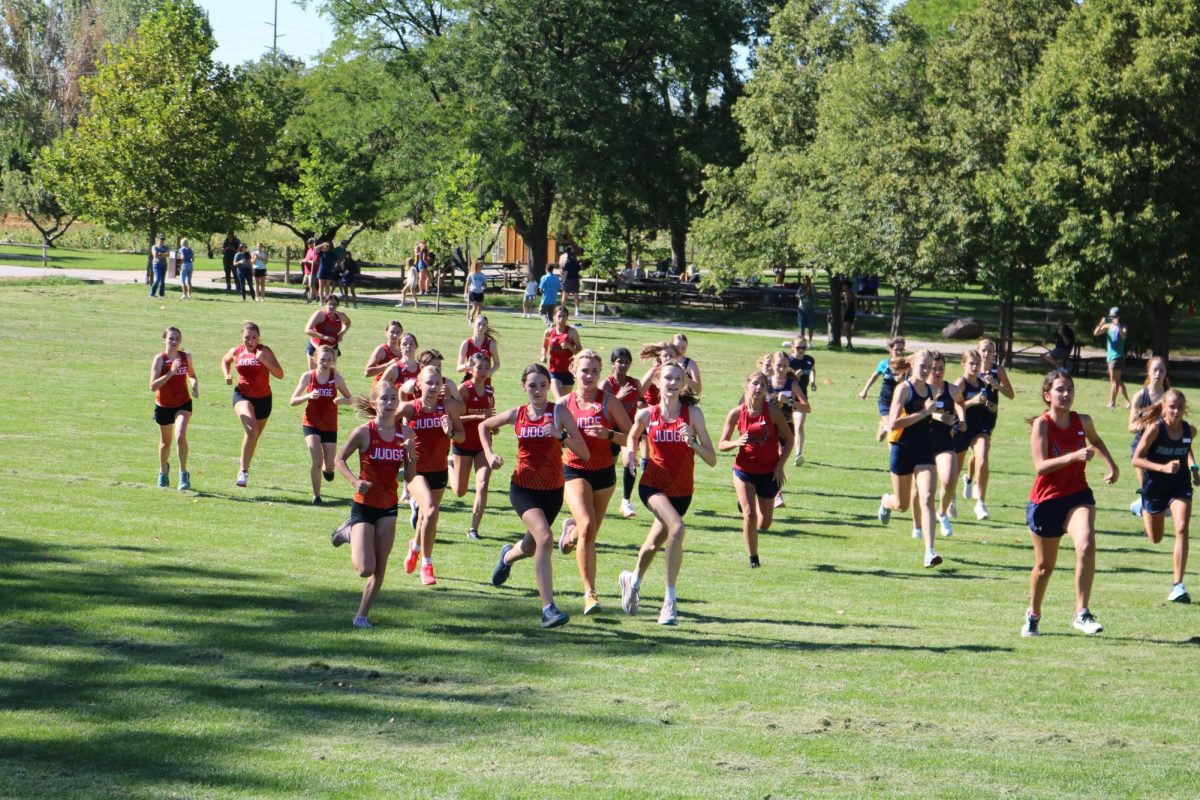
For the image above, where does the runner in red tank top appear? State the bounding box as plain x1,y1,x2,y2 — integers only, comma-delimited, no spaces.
304,295,351,369
289,346,353,505
149,326,199,490
541,306,582,400
363,320,405,379
482,364,588,628
718,370,793,568
332,380,416,628
1022,369,1117,638
451,353,498,540
221,322,284,488
397,366,465,587
604,347,643,520
456,316,501,379
556,350,633,616
375,331,420,391
617,361,716,626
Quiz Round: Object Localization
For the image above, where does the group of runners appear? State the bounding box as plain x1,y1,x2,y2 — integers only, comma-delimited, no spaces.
150,300,1193,636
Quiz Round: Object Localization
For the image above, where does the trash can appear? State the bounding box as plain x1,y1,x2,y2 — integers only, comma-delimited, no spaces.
169,251,179,278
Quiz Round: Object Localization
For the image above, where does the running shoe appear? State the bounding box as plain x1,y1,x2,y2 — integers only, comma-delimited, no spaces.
878,495,891,525
1021,610,1040,637
1129,497,1144,517
938,514,953,538
583,591,601,615
466,527,480,540
924,549,943,568
558,518,578,555
1168,583,1191,603
404,540,419,574
1072,608,1103,635
974,501,990,520
331,518,352,548
157,471,169,489
236,470,248,488
948,497,957,519
421,563,437,586
773,493,785,509
911,527,922,539
962,475,973,500
749,554,761,568
793,454,805,467
540,603,569,628
491,544,514,586
658,600,678,626
352,615,373,629
312,495,322,506
178,471,190,491
409,499,419,530
618,570,640,616
620,499,637,519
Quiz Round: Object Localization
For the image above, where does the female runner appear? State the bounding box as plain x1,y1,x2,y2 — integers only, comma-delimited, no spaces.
604,347,642,519
220,322,284,488
363,320,405,380
289,345,353,505
1022,369,1118,637
453,353,496,540
764,351,809,508
787,335,816,466
541,306,582,400
378,332,421,391
859,336,907,441
556,349,633,615
456,315,501,379
397,365,465,586
925,352,965,539
962,338,1014,519
671,333,703,393
876,349,943,568
718,370,792,568
628,342,679,515
617,362,717,625
1128,356,1170,516
485,364,589,628
464,259,488,323
1131,389,1195,603
304,294,351,370
952,349,987,520
331,380,416,628
150,326,199,490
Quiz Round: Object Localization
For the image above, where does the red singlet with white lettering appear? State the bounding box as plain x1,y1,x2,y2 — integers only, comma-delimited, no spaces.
604,374,640,420
310,311,343,348
642,405,694,497
544,328,572,374
513,404,563,490
233,345,271,398
732,402,778,475
354,421,406,508
459,379,495,453
155,351,190,407
409,398,451,472
302,370,338,432
563,391,613,470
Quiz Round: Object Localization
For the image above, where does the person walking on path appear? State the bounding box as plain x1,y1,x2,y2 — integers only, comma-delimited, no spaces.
538,264,562,326
1094,307,1130,409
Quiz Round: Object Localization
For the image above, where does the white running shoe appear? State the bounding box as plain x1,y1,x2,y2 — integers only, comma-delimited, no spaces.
911,527,922,539
974,501,990,520
962,475,973,500
1072,608,1103,635
658,600,677,626
618,570,640,616
620,499,637,519
924,549,943,568
1130,497,1143,517
1168,583,1191,603
773,493,785,509
793,453,805,467
236,470,248,488
878,495,891,525
558,517,578,555
1021,610,1040,637
948,497,957,519
938,514,953,538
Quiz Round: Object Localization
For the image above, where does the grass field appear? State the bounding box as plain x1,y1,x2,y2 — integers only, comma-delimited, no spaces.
0,281,1196,799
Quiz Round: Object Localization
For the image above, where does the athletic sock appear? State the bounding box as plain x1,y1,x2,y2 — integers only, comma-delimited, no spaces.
664,586,677,603
542,603,554,614
421,557,432,567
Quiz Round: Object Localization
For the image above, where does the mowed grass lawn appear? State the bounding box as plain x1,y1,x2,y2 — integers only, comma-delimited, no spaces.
0,282,1195,799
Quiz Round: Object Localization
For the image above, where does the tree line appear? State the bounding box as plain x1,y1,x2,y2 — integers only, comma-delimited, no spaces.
2,0,1197,356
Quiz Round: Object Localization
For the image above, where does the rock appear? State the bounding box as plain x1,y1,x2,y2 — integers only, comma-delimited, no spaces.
942,318,985,339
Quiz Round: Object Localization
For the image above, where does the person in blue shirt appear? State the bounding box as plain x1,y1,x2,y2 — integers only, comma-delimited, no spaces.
1093,307,1130,409
149,234,169,298
178,237,194,300
858,336,907,441
538,263,562,325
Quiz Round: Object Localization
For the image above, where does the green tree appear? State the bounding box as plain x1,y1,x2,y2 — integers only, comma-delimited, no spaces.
38,0,263,274
1003,0,1200,358
423,150,502,279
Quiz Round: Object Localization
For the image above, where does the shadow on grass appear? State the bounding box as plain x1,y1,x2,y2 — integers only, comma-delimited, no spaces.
811,563,1002,582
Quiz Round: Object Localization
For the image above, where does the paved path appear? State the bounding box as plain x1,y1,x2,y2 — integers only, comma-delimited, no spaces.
0,263,1126,362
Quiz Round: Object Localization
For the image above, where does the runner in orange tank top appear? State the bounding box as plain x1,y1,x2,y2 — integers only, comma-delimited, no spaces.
617,361,716,626
376,331,420,390
451,353,498,541
289,345,353,505
555,349,632,616
149,326,199,491
482,364,588,628
540,306,582,400
332,380,416,628
456,315,501,379
220,322,284,488
363,320,405,379
604,347,643,520
304,294,351,370
717,370,792,568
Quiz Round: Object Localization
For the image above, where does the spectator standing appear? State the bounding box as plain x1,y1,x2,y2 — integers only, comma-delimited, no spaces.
538,263,562,326
560,246,582,316
178,238,194,300
1044,318,1076,372
233,243,253,302
796,276,816,342
316,242,336,301
149,234,169,298
221,232,241,293
1094,307,1130,409
840,281,857,350
339,250,360,308
251,242,269,302
301,238,317,304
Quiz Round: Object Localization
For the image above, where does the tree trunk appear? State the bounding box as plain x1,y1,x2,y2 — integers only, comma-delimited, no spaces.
624,223,633,270
670,221,687,275
522,203,552,281
827,273,843,348
999,297,1015,368
1148,296,1172,361
338,222,367,249
890,287,910,338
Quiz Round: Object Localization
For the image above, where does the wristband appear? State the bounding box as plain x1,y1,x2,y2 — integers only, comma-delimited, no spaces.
607,429,614,441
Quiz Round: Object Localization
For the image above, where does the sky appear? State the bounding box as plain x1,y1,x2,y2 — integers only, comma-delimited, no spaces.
199,0,331,67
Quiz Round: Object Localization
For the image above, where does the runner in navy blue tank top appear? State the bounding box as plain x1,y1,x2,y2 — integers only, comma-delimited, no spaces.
961,338,1014,521
924,352,965,539
1127,356,1169,515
